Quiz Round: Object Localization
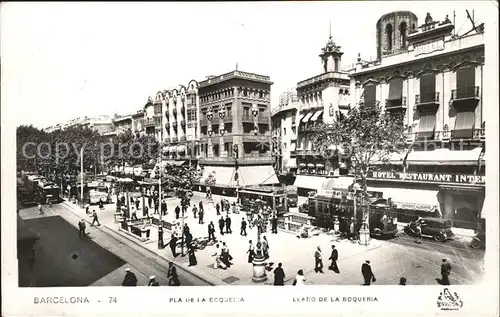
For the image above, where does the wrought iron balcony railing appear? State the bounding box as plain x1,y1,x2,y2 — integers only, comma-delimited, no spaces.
415,92,440,105
451,86,480,100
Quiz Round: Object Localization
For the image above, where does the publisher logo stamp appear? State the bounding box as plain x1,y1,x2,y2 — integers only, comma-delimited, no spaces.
437,288,463,311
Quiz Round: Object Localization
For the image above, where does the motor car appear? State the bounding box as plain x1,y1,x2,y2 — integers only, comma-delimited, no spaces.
403,217,454,242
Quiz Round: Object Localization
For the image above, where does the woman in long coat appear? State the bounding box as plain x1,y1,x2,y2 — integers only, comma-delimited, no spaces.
188,246,197,266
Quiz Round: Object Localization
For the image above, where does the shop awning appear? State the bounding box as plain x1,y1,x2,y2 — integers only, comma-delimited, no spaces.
316,163,324,168
406,147,483,166
417,114,436,139
299,163,306,167
307,163,315,168
297,113,305,122
302,112,314,123
293,175,327,190
238,165,280,186
164,160,186,166
371,151,407,165
310,110,324,122
285,158,297,168
201,166,237,187
388,78,403,100
453,111,475,139
321,176,354,191
367,186,439,212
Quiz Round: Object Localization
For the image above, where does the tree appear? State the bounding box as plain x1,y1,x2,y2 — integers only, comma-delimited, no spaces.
311,101,408,222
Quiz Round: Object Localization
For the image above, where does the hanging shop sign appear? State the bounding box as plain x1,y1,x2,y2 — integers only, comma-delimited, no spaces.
368,171,485,185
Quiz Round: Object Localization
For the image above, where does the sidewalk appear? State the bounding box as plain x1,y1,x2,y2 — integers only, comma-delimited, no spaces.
57,199,218,286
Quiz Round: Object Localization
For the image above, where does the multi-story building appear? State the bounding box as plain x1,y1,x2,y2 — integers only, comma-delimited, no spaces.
271,90,298,183
131,110,145,136
292,33,352,196
144,96,162,140
348,11,485,230
197,70,279,193
159,80,200,165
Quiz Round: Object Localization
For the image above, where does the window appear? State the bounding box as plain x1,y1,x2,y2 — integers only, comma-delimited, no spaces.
387,78,403,101
243,107,250,116
386,24,393,51
201,126,207,135
226,105,232,116
453,111,475,139
224,123,233,133
187,109,197,122
292,127,296,134
456,66,476,98
417,113,436,140
283,128,287,136
364,85,376,104
419,73,436,103
400,22,407,48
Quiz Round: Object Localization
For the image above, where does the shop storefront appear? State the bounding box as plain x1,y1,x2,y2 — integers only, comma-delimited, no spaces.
367,169,485,230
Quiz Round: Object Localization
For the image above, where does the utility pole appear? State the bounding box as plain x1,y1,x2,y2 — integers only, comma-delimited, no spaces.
158,98,164,250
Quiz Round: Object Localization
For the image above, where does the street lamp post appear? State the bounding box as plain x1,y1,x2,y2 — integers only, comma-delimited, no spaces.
252,215,267,282
158,98,165,250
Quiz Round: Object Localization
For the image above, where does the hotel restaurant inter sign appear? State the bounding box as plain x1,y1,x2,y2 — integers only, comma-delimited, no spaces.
368,171,485,185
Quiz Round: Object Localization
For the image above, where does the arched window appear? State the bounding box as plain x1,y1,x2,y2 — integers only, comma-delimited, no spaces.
385,24,393,51
400,22,408,49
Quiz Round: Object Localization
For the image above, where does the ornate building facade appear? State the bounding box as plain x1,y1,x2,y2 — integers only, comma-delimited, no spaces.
271,90,299,180
292,34,351,196
197,70,279,193
350,11,485,230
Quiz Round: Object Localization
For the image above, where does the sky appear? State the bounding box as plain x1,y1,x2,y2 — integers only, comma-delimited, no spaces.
1,1,497,129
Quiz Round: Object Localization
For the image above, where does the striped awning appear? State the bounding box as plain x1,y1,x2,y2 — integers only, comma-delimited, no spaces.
293,175,327,190
406,147,483,166
302,112,314,123
310,110,324,122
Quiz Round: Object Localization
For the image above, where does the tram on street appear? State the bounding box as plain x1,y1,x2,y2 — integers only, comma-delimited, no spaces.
238,186,288,216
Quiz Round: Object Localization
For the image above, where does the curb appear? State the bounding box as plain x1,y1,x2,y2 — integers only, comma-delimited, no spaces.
102,224,223,286
60,199,222,286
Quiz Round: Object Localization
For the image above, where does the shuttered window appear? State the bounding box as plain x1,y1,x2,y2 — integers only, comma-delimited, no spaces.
453,111,475,139
419,73,436,102
364,85,376,104
388,78,403,100
456,66,476,98
417,114,436,140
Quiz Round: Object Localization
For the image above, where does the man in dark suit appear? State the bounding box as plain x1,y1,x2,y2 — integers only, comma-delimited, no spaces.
328,245,339,273
440,259,451,285
361,260,375,285
273,262,285,286
121,268,138,286
218,216,225,235
208,221,216,241
169,234,178,257
240,218,247,236
225,216,232,234
271,215,278,234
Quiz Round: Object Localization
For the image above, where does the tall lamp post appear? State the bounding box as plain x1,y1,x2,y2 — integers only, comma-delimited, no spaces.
252,215,267,282
158,98,165,250
358,184,371,246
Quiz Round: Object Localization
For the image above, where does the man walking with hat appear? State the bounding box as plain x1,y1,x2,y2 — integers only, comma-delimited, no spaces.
121,268,138,286
148,276,159,286
361,260,376,285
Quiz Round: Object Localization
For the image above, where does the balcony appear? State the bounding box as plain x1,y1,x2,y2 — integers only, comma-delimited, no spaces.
198,156,274,165
200,118,209,126
143,118,156,127
451,87,480,101
172,121,177,128
385,97,407,111
257,115,270,124
415,92,440,106
242,115,254,123
404,128,485,143
242,133,271,143
294,149,322,156
451,128,486,140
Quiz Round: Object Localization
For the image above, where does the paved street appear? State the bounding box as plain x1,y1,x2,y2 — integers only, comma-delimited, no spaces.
58,191,485,286
18,201,212,287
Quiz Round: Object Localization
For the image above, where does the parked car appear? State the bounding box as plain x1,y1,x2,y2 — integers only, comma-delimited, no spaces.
403,217,454,242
